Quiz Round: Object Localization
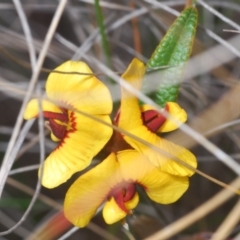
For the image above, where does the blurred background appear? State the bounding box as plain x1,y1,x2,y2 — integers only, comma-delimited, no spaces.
0,0,240,239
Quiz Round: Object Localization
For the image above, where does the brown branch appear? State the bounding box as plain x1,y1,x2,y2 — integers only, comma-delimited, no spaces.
131,1,142,53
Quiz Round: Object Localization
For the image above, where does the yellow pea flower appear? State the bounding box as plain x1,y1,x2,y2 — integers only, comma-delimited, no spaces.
24,61,113,188
64,58,197,227
64,151,189,227
119,59,197,177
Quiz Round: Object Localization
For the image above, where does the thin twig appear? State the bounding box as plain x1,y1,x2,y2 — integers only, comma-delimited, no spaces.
0,87,45,236
198,0,240,31
0,0,68,200
144,177,240,240
12,0,36,68
211,198,240,240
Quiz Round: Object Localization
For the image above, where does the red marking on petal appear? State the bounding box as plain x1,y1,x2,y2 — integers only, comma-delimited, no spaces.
60,107,68,115
69,111,77,131
142,104,169,133
49,119,66,139
123,184,136,202
54,110,77,150
112,183,136,213
142,110,165,132
142,110,157,123
43,111,68,123
113,190,127,213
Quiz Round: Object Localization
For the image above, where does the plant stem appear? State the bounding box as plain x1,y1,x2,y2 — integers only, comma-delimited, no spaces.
94,0,112,69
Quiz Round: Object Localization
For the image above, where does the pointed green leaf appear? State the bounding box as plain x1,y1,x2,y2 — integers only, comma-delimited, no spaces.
144,7,198,107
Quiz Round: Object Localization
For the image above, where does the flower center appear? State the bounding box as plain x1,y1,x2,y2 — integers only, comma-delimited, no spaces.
104,105,169,154
105,129,133,153
142,104,169,132
43,108,68,140
111,183,136,213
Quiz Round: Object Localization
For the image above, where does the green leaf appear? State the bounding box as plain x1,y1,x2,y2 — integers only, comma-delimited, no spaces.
144,7,198,107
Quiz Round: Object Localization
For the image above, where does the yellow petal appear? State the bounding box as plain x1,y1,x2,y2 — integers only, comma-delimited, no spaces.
49,119,66,142
64,153,120,228
125,192,139,210
103,192,139,225
119,58,146,130
40,113,113,188
121,58,146,91
146,174,189,204
103,197,127,224
117,150,189,204
123,128,197,177
141,104,154,112
141,102,187,132
24,99,62,120
118,150,152,180
50,132,61,142
159,102,187,132
46,61,112,115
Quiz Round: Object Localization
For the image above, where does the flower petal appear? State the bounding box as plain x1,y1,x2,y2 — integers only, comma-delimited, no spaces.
119,58,146,129
46,61,112,115
141,102,187,132
64,153,120,228
24,99,62,120
145,174,189,204
50,132,61,142
117,150,189,204
125,192,139,211
103,190,139,225
123,128,197,177
159,102,187,132
40,113,113,188
103,197,127,224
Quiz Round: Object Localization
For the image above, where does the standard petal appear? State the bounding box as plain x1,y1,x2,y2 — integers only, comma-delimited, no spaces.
118,149,171,183
117,150,189,204
103,197,127,224
118,150,154,180
119,58,146,130
159,102,187,132
46,61,112,115
64,153,120,228
122,129,197,177
40,113,113,188
24,99,62,120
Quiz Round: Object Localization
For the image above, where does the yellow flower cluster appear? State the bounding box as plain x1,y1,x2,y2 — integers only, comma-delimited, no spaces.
24,58,197,227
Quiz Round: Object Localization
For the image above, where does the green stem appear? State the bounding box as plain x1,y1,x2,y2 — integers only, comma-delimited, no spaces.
94,0,112,69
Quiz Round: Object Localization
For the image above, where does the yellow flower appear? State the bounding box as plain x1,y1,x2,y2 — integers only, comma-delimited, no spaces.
64,151,189,227
24,61,113,188
119,59,197,177
64,58,197,227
